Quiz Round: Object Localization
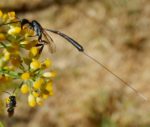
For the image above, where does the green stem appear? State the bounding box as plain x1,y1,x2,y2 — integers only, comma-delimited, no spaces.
0,68,20,79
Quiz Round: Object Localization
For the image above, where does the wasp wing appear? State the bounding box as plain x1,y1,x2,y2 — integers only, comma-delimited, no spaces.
42,29,56,53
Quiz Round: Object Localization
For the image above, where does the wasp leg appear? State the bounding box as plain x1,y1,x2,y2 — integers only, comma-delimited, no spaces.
28,35,38,38
36,43,44,54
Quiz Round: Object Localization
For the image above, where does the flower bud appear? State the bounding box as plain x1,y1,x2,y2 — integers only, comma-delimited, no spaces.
8,27,21,35
36,97,43,106
0,10,3,17
30,47,39,56
0,33,5,41
30,59,41,70
33,78,44,89
43,59,52,68
21,84,29,94
43,72,56,78
21,72,30,80
28,94,36,107
8,11,16,19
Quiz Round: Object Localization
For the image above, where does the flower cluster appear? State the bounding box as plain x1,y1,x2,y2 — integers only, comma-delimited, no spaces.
0,10,56,107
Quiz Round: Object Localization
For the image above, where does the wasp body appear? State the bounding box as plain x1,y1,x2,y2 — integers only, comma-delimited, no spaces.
6,95,16,117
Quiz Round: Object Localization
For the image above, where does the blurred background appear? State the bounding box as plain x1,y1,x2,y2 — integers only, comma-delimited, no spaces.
0,0,150,127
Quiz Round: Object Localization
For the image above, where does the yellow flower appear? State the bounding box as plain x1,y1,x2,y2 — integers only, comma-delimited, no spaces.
0,11,57,107
33,78,44,89
36,97,43,106
7,65,15,70
32,91,40,97
45,81,52,91
3,50,10,61
30,47,39,56
43,71,56,78
21,84,29,94
21,72,30,80
8,26,21,35
2,14,8,21
28,94,36,107
8,11,16,19
49,91,54,96
0,10,3,17
0,33,5,41
43,59,52,68
42,94,49,99
30,59,41,70
20,41,29,45
5,97,10,104
45,81,53,96
24,29,35,38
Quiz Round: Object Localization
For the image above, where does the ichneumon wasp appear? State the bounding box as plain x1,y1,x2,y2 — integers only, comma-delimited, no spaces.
0,18,148,101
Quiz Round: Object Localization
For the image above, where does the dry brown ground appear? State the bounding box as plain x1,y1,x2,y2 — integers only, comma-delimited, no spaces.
1,0,150,127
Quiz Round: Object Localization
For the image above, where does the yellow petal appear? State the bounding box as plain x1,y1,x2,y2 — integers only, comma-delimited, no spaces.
33,78,44,89
30,59,41,70
0,33,5,41
43,59,52,68
32,91,40,97
42,94,49,99
3,49,10,60
8,11,16,19
28,94,36,107
21,72,30,80
8,27,21,35
0,10,3,17
30,47,39,56
36,97,43,106
45,81,54,96
43,72,56,78
21,84,29,94
5,98,10,104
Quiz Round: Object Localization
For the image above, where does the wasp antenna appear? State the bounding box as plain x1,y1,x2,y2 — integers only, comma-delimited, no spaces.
12,82,23,94
82,51,148,101
12,88,17,95
2,91,11,95
18,82,23,89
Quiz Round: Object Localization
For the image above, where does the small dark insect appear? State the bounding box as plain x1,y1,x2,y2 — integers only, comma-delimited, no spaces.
6,95,16,117
0,18,148,101
3,91,16,117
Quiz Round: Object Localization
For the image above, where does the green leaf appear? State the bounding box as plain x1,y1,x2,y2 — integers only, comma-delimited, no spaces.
0,122,4,127
101,117,117,127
